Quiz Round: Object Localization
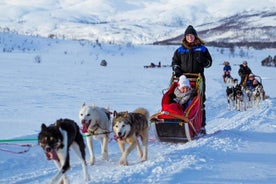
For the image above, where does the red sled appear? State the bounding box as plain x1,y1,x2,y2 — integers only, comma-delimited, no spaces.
150,73,203,142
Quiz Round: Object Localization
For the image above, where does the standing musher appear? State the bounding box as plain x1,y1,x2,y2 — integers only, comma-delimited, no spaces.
238,61,252,86
171,25,212,134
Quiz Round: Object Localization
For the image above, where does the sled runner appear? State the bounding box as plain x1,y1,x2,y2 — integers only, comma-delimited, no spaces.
150,73,204,142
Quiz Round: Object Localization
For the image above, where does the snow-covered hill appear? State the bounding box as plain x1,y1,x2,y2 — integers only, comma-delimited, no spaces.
0,33,276,184
1,0,275,45
156,9,276,48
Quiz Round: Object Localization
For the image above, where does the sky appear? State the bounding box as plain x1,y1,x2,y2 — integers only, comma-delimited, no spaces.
1,0,276,184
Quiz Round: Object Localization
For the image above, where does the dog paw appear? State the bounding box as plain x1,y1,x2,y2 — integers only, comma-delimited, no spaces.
141,157,147,162
119,158,128,166
138,152,143,158
62,178,70,184
89,157,95,165
102,153,108,160
50,176,60,184
50,177,61,184
85,175,91,182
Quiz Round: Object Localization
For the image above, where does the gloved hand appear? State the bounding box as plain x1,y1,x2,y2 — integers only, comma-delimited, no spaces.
195,54,210,67
195,54,206,64
173,65,182,77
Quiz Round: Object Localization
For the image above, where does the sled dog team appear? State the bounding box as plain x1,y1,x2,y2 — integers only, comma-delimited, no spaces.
223,60,266,111
225,76,265,111
38,103,149,184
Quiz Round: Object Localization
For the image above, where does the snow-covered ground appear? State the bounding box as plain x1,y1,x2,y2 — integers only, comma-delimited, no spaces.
0,35,276,184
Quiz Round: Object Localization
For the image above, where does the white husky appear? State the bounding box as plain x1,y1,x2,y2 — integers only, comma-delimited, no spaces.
79,103,111,165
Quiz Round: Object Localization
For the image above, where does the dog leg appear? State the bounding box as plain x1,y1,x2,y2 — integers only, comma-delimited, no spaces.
53,160,61,170
51,152,69,184
136,139,143,159
52,160,69,184
236,100,241,111
86,136,95,165
141,132,148,162
101,135,109,160
50,171,68,184
227,98,230,110
119,140,137,166
117,141,128,165
71,142,90,182
51,129,70,184
118,140,125,153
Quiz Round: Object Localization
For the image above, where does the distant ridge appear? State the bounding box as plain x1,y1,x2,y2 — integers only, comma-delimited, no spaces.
153,10,276,49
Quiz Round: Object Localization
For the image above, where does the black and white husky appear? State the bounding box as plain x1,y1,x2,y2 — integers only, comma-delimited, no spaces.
226,86,235,110
38,119,90,184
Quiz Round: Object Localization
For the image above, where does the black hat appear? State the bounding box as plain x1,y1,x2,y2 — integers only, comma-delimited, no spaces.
184,25,197,37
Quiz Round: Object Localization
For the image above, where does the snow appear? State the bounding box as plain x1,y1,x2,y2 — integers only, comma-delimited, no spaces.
0,0,276,183
0,34,276,184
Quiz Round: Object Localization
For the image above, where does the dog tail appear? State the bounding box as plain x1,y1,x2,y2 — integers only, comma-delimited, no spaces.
133,108,149,120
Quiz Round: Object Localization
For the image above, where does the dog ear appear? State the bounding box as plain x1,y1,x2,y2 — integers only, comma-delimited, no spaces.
41,123,47,130
82,102,86,107
55,119,62,127
123,111,128,118
113,111,117,117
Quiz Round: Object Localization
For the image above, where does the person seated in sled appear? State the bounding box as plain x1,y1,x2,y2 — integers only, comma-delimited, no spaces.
174,75,197,110
246,74,260,91
245,73,267,100
222,61,232,83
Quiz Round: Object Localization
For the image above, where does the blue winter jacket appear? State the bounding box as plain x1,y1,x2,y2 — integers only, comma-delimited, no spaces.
172,45,212,76
223,65,231,72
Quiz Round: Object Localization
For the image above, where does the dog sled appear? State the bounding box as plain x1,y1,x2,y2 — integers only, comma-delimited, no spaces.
150,73,204,143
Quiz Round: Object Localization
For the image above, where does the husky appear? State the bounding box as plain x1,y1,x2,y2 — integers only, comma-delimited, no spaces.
226,86,235,110
38,119,90,184
224,75,235,87
79,103,111,165
244,87,254,108
252,84,265,106
226,79,240,110
234,85,247,111
112,108,149,166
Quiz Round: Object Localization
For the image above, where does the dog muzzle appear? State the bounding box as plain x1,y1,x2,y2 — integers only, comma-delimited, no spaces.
81,119,91,133
114,131,126,141
44,147,59,162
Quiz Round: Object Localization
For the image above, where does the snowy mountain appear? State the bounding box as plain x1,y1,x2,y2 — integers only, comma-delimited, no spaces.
156,9,276,48
0,0,275,46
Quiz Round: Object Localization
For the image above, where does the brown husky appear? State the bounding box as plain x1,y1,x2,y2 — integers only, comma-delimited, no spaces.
112,108,149,166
